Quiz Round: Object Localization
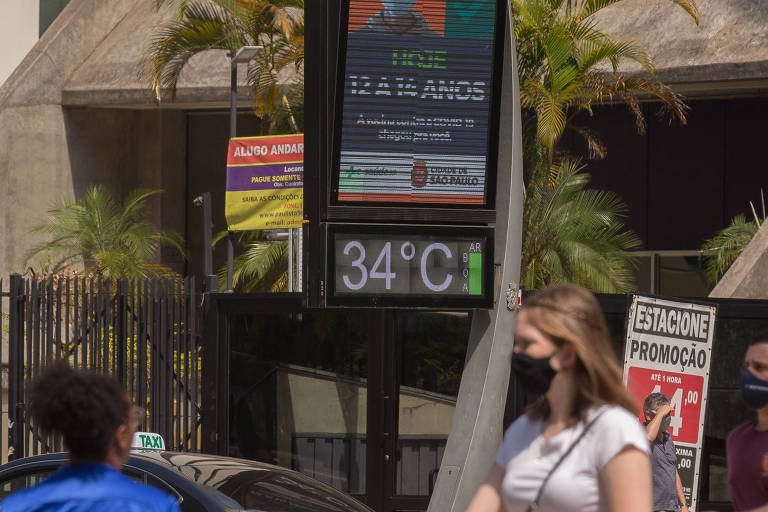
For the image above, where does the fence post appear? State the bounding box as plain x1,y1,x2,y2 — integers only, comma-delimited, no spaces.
116,280,127,387
8,274,24,461
201,292,227,454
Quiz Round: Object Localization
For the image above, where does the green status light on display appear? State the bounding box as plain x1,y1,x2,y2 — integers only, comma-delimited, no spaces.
469,252,482,295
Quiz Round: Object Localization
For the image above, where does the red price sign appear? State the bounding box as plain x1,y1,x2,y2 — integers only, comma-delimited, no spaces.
626,367,704,445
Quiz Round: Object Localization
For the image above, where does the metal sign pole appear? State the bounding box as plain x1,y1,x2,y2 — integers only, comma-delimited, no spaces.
297,227,303,292
427,4,524,510
226,54,237,293
288,228,294,292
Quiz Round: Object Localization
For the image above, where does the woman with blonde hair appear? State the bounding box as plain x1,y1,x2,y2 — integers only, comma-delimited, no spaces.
467,284,651,512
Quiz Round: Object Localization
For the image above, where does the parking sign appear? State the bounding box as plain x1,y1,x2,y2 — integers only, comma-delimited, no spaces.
623,295,717,511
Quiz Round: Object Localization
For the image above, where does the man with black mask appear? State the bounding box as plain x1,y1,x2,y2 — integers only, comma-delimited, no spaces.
727,331,768,511
644,393,689,512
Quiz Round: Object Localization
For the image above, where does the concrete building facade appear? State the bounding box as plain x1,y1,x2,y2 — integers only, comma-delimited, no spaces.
0,0,257,279
4,0,768,292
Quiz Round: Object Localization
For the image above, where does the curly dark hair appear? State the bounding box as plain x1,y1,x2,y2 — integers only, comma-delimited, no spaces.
29,362,131,460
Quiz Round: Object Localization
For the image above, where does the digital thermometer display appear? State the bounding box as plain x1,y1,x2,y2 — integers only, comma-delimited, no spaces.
328,225,493,308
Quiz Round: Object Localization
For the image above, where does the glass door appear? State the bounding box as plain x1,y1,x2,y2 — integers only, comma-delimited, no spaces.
226,307,470,512
228,309,370,501
371,311,470,512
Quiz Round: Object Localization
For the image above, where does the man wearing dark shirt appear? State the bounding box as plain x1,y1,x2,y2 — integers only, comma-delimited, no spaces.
644,393,689,512
727,332,768,511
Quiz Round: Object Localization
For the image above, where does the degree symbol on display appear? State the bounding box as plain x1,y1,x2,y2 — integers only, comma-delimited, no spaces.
400,241,416,261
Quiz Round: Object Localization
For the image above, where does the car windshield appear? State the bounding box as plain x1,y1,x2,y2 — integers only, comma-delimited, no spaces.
134,453,371,512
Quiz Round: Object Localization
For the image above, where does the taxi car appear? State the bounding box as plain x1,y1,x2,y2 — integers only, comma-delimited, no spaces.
0,433,373,512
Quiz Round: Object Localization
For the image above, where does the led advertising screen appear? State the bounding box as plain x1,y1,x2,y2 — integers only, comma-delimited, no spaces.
334,0,502,206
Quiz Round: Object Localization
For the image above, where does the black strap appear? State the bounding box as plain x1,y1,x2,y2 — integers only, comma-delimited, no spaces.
526,411,607,512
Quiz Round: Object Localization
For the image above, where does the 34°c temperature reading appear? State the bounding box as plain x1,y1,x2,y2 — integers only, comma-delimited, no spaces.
330,230,491,304
341,240,459,292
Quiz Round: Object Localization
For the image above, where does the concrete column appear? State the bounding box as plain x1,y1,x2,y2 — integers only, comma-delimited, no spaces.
0,0,134,277
427,5,524,512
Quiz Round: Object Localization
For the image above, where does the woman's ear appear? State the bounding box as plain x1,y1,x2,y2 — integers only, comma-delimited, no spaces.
551,345,577,371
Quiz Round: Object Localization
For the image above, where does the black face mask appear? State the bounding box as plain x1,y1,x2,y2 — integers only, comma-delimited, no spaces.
742,368,768,410
510,352,557,396
659,415,672,433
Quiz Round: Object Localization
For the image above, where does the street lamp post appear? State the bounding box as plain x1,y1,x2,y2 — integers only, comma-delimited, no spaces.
226,45,262,292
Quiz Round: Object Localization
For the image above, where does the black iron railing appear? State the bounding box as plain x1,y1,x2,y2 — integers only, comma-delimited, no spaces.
2,274,202,460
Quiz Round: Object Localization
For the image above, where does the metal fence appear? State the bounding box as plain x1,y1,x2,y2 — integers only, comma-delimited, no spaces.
1,274,201,461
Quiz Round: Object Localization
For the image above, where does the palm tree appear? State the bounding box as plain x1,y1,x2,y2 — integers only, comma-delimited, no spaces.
701,191,766,287
26,186,186,279
146,0,304,132
514,0,698,290
522,159,641,291
514,0,697,162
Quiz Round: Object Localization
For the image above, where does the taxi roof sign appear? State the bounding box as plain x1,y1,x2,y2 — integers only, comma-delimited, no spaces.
131,432,165,451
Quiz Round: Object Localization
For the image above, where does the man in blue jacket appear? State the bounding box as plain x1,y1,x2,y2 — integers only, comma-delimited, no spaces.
2,362,179,512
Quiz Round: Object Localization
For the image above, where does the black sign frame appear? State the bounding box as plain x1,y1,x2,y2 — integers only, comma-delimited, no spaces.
329,0,507,214
326,223,494,308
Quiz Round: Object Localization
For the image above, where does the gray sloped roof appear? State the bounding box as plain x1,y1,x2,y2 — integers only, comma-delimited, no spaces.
61,0,768,106
593,0,768,94
62,0,290,108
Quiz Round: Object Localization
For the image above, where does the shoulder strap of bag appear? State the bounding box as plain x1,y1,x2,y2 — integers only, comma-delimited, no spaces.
526,410,607,512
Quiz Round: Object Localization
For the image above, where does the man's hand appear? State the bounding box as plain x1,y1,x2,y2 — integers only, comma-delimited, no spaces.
645,403,673,441
675,471,687,512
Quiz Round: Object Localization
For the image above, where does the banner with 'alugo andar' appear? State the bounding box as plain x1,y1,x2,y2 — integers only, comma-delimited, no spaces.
225,134,304,231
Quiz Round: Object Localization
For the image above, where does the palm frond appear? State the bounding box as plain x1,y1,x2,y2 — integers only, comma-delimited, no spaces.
577,0,698,24
522,159,640,292
575,39,652,75
268,269,289,292
216,233,289,292
145,0,304,133
514,0,695,152
568,125,607,159
701,189,768,286
26,185,186,278
145,1,253,101
670,0,699,24
701,215,759,286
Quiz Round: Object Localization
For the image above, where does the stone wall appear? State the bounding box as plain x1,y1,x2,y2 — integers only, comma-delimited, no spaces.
0,0,133,276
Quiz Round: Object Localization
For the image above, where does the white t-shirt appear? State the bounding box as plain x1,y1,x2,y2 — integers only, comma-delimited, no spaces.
495,404,649,512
